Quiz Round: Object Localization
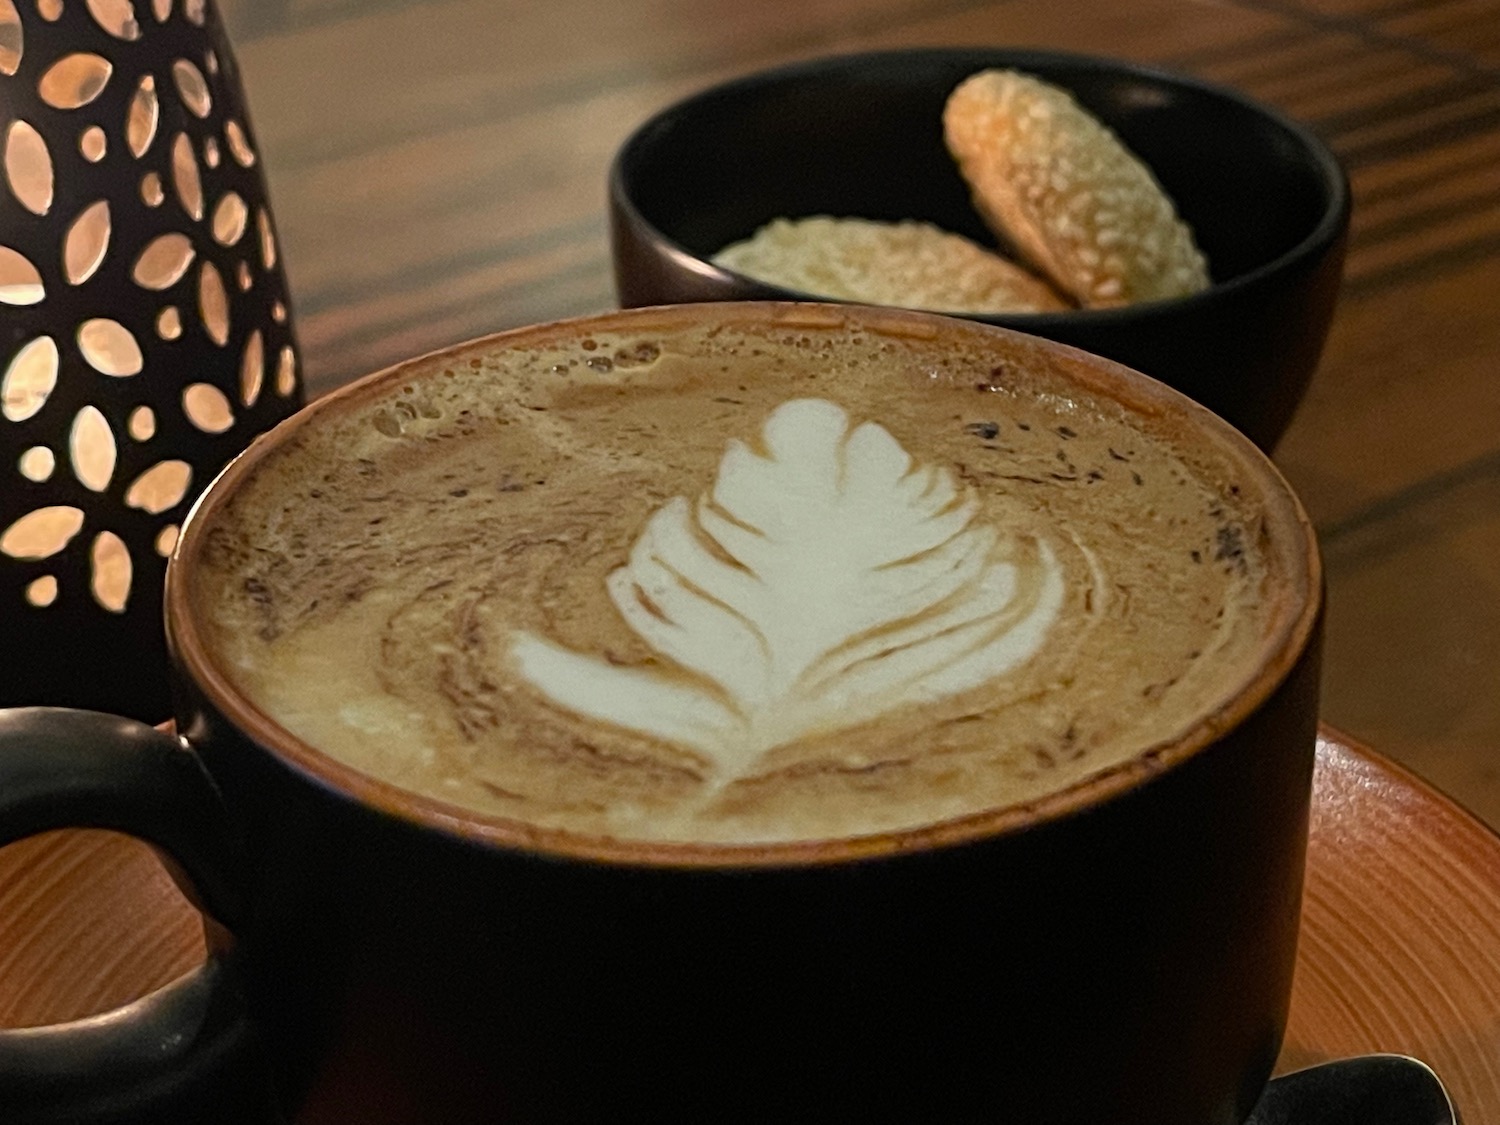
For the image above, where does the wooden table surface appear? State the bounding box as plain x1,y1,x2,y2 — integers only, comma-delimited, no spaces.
6,0,1500,1117
213,0,1500,830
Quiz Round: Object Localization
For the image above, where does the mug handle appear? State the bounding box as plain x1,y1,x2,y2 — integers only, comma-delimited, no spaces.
0,707,278,1124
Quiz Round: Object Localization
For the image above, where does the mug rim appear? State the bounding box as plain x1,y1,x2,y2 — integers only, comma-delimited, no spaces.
607,45,1353,324
166,302,1323,870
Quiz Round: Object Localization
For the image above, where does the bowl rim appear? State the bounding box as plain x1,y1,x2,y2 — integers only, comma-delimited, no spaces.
608,45,1353,323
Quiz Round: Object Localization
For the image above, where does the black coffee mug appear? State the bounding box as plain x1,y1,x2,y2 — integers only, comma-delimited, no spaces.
0,709,275,1125
0,304,1323,1125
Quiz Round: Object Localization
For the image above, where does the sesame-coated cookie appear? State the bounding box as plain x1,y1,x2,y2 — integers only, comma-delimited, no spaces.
944,69,1210,307
714,216,1069,314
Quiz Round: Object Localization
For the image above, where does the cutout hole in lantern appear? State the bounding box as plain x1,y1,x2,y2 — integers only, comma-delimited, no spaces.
125,459,191,514
183,382,232,433
127,404,155,440
5,121,54,215
80,125,107,162
133,232,194,289
152,0,170,20
2,337,60,421
171,132,202,219
63,201,111,285
211,191,247,245
198,261,229,345
156,306,182,339
86,0,141,40
127,76,159,158
0,0,21,76
69,405,117,492
171,58,211,117
2,506,85,559
19,446,57,482
155,524,178,556
140,171,164,207
202,136,219,168
239,330,262,407
257,208,276,270
25,575,59,606
78,318,143,376
37,0,63,20
38,53,113,110
224,119,254,166
275,346,296,397
0,245,45,305
90,530,131,611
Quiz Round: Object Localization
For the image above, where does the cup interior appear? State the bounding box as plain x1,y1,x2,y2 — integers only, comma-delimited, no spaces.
169,302,1322,867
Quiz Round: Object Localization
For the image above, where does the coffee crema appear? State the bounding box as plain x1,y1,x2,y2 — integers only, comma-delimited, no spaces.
190,307,1300,845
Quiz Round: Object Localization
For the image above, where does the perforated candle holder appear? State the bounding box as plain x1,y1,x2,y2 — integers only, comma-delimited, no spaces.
1,0,303,721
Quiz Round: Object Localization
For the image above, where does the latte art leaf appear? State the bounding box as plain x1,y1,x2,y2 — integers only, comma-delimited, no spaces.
511,399,1064,779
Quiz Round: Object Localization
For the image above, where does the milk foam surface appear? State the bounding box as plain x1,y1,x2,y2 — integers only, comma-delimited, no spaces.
510,397,1066,782
192,313,1291,844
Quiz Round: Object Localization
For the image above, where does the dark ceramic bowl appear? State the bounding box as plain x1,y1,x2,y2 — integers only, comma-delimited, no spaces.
609,48,1351,450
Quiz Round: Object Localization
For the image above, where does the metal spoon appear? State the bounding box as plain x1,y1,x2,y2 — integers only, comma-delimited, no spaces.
1246,1054,1458,1125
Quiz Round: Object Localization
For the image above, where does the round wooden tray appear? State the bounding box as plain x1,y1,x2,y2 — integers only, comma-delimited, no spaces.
3,725,1498,1119
1280,729,1500,1115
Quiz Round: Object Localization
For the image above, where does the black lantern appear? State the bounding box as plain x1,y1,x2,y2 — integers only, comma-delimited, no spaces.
1,0,303,721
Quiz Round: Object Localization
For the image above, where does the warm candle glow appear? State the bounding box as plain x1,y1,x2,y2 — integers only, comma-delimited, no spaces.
125,461,192,515
183,383,234,433
1,506,84,560
4,119,54,214
127,406,157,441
78,317,144,376
38,52,112,110
170,132,201,219
18,445,55,482
211,191,247,245
69,405,117,492
198,260,229,344
133,231,194,289
1,0,300,711
0,0,21,76
1,336,59,422
90,530,131,611
239,330,263,406
0,245,44,305
64,201,112,284
85,0,142,40
126,75,159,158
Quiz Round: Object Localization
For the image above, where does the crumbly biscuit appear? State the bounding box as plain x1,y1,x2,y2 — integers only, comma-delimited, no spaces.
713,216,1069,314
944,69,1210,307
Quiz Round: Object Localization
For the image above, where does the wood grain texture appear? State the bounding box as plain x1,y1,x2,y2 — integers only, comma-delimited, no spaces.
0,829,205,1027
1282,730,1500,1121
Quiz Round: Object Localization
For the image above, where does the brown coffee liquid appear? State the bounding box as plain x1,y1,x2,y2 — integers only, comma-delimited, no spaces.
191,307,1300,844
